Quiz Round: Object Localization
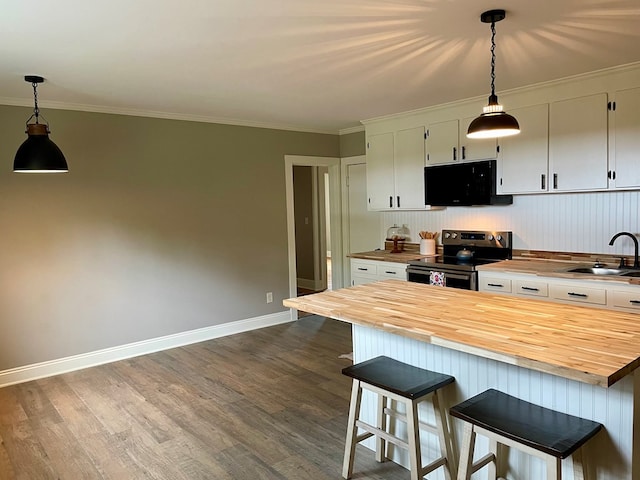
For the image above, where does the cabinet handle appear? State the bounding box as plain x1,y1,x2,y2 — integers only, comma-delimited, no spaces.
568,292,588,298
521,286,540,292
389,196,393,208
453,147,457,161
357,267,369,271
541,174,546,190
553,173,558,189
397,196,400,208
384,271,397,275
488,283,504,288
461,146,466,160
629,300,640,305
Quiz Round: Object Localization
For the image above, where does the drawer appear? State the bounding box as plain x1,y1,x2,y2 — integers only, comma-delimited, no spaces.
611,290,640,311
351,261,376,276
513,280,549,298
376,264,407,279
480,276,512,293
550,284,606,305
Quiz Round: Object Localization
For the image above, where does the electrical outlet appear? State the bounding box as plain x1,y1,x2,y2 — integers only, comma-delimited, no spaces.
266,292,273,304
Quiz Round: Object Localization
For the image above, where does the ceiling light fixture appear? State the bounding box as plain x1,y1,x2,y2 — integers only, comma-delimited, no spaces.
467,9,520,139
14,75,68,173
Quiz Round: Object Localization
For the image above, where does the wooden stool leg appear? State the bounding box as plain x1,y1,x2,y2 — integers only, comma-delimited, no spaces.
487,438,498,480
457,422,476,480
342,380,363,479
405,399,422,480
572,449,585,480
432,390,456,480
546,457,561,480
375,393,387,462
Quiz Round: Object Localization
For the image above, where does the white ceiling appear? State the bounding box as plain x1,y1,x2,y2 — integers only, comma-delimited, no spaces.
1,0,640,134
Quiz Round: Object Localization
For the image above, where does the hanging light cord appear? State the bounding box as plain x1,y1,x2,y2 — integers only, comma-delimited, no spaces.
31,80,40,123
489,20,497,98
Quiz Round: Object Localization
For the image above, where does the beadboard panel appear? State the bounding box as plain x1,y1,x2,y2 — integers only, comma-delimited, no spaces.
381,191,640,255
352,324,637,480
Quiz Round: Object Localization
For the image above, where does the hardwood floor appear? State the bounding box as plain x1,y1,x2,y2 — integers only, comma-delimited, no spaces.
0,316,410,479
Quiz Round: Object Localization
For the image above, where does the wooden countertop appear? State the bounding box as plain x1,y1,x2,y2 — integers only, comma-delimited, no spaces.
349,250,437,263
283,280,640,387
477,259,640,285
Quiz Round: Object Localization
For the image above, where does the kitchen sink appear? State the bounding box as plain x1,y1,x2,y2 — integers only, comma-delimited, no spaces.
564,267,628,275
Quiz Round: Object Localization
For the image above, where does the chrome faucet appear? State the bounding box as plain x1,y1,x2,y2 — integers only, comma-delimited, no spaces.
609,232,640,269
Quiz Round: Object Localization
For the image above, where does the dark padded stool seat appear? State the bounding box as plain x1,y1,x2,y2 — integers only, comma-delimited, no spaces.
341,356,456,480
342,356,455,399
450,389,603,479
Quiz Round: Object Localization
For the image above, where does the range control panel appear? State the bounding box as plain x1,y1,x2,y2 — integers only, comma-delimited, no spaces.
442,230,512,248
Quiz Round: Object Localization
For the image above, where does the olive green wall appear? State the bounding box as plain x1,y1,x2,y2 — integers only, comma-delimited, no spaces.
339,130,365,157
0,105,339,371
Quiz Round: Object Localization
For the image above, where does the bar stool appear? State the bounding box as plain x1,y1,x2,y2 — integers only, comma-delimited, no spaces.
341,356,456,480
450,389,602,480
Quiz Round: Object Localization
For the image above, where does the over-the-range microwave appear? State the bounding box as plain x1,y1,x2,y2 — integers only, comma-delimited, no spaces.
424,159,513,206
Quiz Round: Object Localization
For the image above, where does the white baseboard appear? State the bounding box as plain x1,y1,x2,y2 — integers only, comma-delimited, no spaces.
297,278,325,291
0,310,293,388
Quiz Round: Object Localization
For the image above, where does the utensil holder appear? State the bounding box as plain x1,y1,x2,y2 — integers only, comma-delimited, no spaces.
420,239,436,255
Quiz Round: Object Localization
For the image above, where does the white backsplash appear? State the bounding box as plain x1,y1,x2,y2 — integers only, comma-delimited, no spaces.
382,190,640,256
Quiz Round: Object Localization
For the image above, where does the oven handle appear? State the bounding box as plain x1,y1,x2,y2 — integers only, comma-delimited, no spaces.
406,268,471,281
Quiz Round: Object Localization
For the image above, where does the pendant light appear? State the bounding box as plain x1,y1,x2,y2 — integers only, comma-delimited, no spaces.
467,9,520,139
14,75,68,173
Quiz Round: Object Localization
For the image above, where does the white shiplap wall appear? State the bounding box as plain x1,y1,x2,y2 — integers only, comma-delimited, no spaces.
381,190,640,255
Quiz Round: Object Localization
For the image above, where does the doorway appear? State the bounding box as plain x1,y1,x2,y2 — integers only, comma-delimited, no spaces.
285,155,342,321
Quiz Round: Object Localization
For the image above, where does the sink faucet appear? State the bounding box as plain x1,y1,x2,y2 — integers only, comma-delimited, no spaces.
609,232,640,269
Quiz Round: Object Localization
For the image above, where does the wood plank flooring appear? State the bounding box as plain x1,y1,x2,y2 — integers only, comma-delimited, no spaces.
0,316,410,479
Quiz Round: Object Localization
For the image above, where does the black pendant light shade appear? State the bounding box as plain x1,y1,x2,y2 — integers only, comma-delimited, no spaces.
13,76,68,173
467,10,520,139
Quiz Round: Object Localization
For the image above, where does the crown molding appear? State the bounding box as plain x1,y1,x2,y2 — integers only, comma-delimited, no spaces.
0,97,340,135
339,124,364,135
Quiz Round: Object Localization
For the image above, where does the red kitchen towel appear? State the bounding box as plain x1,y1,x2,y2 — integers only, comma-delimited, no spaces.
430,271,445,287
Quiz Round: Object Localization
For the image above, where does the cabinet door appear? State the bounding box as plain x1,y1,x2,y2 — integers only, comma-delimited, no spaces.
426,119,459,165
612,87,640,189
498,104,549,194
394,126,426,209
460,116,498,162
549,93,608,192
366,133,395,210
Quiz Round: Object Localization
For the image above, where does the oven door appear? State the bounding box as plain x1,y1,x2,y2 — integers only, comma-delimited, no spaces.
406,266,477,290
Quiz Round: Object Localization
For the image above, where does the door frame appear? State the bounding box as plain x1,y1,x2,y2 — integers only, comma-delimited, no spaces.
285,155,342,321
340,155,367,287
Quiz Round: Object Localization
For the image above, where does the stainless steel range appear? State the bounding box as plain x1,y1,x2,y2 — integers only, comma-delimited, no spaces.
406,229,512,290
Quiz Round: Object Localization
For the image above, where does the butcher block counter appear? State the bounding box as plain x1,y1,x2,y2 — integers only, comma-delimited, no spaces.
284,280,640,479
284,279,639,387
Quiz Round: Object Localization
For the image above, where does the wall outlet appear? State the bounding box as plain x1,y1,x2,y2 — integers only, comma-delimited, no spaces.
266,292,273,304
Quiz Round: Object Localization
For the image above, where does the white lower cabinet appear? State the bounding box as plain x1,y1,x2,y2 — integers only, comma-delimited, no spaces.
478,270,640,312
350,259,408,286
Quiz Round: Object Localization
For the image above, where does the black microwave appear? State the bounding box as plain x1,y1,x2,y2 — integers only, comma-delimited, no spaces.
424,159,512,206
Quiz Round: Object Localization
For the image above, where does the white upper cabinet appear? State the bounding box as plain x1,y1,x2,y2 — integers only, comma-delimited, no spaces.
611,87,640,189
426,119,459,165
549,93,609,192
366,132,394,210
498,104,549,194
394,126,427,209
459,116,498,162
366,127,427,211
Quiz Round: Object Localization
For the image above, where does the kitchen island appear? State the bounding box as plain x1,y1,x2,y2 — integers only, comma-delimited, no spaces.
284,280,640,479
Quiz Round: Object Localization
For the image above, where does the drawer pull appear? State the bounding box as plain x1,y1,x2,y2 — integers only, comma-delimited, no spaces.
629,300,640,305
568,292,588,298
521,286,539,292
488,283,504,288
384,271,397,275
357,267,369,271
